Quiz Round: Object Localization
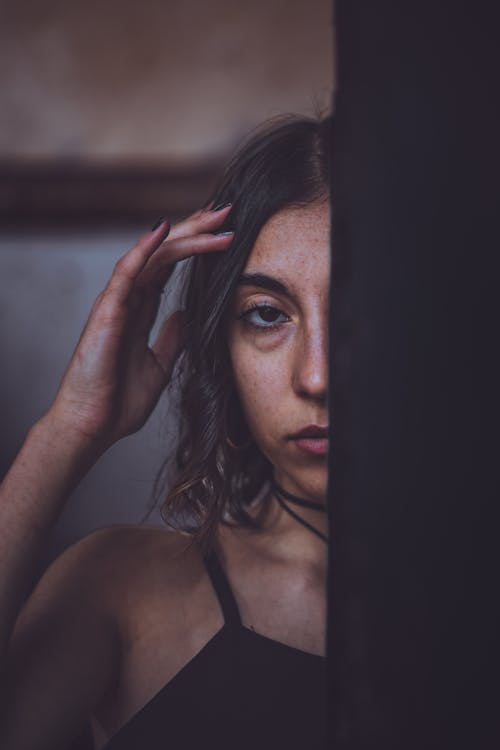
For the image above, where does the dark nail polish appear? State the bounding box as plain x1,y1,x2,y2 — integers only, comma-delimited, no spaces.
151,217,166,231
212,202,232,212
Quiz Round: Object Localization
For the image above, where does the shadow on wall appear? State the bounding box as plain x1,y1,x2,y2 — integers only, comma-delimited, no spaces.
0,229,185,562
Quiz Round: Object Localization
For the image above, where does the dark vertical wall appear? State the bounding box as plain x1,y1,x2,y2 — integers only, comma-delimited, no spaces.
328,2,500,747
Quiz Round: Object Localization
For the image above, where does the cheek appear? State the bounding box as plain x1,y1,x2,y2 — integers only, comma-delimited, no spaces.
230,339,286,438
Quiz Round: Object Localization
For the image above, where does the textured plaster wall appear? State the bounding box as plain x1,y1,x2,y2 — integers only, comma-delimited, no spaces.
0,0,333,161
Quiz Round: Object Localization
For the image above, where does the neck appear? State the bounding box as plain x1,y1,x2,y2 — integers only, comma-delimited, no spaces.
271,478,326,512
267,478,329,550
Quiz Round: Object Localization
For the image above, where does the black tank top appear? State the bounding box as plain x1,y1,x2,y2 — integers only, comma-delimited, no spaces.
102,550,327,749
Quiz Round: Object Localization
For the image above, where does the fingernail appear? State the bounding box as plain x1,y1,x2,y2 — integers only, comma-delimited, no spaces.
215,230,234,236
151,217,166,231
211,202,232,212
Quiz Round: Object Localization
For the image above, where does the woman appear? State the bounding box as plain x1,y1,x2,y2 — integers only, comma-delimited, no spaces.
0,115,331,750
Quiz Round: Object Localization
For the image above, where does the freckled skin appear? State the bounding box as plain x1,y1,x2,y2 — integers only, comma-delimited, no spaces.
227,200,330,504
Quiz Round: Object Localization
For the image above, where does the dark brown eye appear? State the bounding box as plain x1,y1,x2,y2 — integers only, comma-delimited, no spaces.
239,304,290,332
258,306,280,322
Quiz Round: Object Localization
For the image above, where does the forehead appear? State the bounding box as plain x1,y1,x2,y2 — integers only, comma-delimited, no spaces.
244,201,330,293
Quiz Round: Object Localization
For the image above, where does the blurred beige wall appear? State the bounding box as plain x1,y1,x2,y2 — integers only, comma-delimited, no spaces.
0,0,333,561
0,0,333,162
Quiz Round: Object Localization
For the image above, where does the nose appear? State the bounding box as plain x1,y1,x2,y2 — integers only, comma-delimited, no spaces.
291,318,328,402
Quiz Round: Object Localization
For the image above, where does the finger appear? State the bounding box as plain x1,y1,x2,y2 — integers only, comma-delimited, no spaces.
100,228,231,344
135,206,232,299
167,203,232,242
137,231,234,291
150,309,187,379
104,220,171,303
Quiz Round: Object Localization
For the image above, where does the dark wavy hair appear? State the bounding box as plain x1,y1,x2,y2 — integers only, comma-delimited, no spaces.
155,113,331,553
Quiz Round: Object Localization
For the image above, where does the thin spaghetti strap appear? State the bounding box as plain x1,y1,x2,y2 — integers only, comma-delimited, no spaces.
203,550,242,628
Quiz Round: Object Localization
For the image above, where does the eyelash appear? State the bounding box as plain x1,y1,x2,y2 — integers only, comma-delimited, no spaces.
238,303,290,332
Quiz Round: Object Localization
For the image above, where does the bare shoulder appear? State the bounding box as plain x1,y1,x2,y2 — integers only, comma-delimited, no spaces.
7,525,192,666
1,525,205,750
86,523,203,579
54,524,204,616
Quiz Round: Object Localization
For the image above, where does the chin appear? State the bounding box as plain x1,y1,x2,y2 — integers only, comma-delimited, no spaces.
307,477,328,502
276,462,328,502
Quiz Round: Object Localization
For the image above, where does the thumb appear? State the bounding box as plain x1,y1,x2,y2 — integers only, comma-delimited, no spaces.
151,309,187,379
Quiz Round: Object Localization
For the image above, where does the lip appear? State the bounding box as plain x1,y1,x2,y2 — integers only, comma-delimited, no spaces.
289,425,329,439
289,425,329,457
293,437,329,456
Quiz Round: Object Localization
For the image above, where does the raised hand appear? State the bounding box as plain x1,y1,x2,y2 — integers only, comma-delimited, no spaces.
47,204,233,454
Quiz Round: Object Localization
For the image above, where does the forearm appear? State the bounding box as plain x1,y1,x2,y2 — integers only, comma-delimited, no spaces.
0,413,101,655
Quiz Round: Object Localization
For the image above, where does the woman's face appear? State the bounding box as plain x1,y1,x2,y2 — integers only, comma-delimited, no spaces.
227,199,330,502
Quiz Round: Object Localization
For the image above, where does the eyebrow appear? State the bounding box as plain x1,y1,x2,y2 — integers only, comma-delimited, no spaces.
236,272,290,296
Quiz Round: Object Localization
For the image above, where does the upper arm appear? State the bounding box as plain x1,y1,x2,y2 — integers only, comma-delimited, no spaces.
0,529,122,750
